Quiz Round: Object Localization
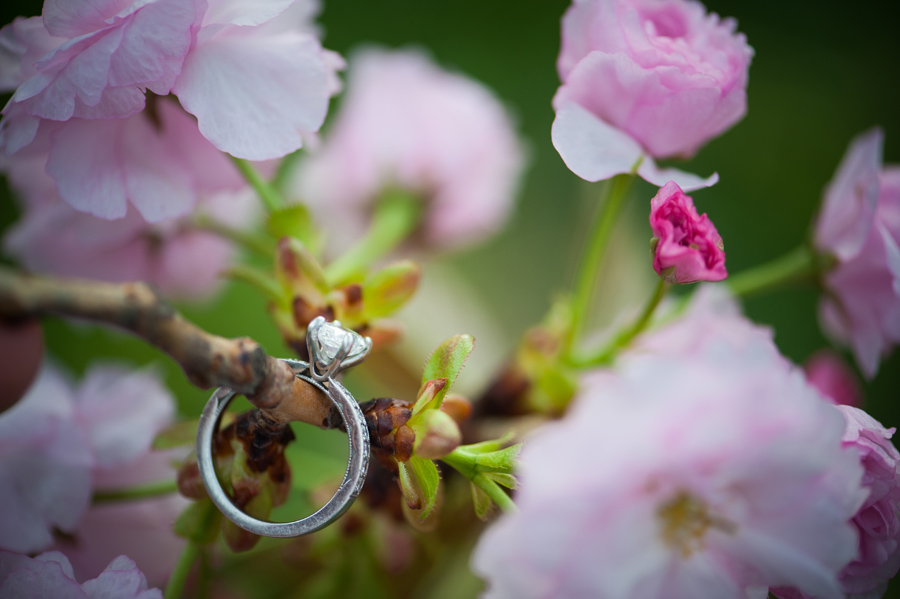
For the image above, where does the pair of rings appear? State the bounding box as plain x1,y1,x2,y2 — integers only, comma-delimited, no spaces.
196,316,373,537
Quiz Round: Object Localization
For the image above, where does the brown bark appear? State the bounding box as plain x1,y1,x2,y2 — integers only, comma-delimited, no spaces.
0,268,336,428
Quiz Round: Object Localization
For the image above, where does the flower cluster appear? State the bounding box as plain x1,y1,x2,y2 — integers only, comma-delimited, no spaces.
0,0,898,597
295,47,526,252
0,362,183,585
0,0,338,221
814,129,900,378
473,290,867,599
551,0,752,189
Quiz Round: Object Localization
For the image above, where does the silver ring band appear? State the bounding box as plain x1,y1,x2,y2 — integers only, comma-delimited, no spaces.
196,359,369,537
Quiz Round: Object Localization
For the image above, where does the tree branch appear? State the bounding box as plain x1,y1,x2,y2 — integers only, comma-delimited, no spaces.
0,268,340,429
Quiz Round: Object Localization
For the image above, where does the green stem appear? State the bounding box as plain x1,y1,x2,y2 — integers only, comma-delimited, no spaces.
224,264,282,300
164,502,218,599
164,541,201,599
324,190,421,286
728,246,816,298
569,174,634,350
190,214,274,258
472,474,517,513
574,278,670,368
272,149,302,194
230,156,284,212
93,479,179,503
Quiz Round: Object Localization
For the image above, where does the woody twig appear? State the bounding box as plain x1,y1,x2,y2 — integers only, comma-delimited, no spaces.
0,268,341,429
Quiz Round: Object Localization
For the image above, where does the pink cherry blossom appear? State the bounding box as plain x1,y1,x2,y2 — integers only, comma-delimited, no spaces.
650,181,726,284
0,361,178,567
295,47,525,251
0,364,93,554
173,0,339,160
813,129,900,378
803,350,862,408
835,406,900,598
474,289,865,599
56,366,185,587
0,0,338,220
0,551,162,598
55,451,188,587
551,0,752,189
3,104,258,299
5,0,199,122
773,406,900,599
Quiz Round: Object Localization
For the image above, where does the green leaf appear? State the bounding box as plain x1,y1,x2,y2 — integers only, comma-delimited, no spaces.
397,461,422,510
174,499,221,544
362,260,421,319
409,456,441,520
267,204,320,253
420,334,475,406
471,482,493,521
486,472,518,490
474,444,522,474
410,378,447,418
459,432,514,456
152,419,198,450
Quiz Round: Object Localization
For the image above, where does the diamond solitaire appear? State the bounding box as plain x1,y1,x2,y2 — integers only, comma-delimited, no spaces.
306,316,373,381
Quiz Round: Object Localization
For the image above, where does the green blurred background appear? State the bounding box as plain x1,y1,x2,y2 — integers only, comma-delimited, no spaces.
1,0,899,594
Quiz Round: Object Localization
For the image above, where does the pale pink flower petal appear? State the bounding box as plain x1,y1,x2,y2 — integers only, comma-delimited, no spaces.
202,0,302,27
173,28,330,160
0,551,162,599
551,101,644,182
817,155,900,378
0,17,64,92
0,551,85,599
814,129,883,262
774,406,900,599
474,290,864,599
0,365,93,553
296,47,525,251
57,451,188,588
46,115,193,221
73,366,175,469
4,134,257,299
554,0,752,160
10,0,199,123
836,406,900,598
650,181,726,283
551,101,718,190
637,159,719,192
81,555,162,599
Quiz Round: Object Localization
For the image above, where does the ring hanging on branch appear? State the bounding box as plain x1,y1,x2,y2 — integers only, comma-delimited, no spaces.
197,319,373,536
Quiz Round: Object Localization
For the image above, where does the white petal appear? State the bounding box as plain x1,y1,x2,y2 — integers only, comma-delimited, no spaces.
202,0,298,27
551,101,643,182
174,30,329,160
638,158,719,191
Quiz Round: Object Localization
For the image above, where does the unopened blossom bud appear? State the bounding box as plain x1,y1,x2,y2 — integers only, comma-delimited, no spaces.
362,397,414,471
274,236,329,308
363,261,422,320
412,409,462,460
0,318,42,412
649,181,727,284
803,350,862,408
439,393,473,425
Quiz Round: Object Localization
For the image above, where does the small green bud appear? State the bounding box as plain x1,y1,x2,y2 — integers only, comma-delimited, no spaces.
412,409,461,460
363,261,421,319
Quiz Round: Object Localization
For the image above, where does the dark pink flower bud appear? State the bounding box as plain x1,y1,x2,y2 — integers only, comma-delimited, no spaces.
649,181,727,284
803,350,863,408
